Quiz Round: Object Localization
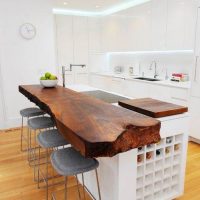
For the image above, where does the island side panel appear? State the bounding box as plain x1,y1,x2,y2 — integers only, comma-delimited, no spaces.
81,114,189,200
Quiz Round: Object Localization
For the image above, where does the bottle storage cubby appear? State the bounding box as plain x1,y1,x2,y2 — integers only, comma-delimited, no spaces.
136,133,184,200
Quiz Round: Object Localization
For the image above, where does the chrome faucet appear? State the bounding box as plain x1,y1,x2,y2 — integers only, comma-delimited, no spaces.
149,61,159,79
62,64,86,87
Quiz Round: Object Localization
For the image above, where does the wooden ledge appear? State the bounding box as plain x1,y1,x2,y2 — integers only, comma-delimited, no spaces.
19,85,161,157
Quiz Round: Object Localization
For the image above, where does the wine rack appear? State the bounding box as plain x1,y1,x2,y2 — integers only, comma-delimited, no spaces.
136,134,184,200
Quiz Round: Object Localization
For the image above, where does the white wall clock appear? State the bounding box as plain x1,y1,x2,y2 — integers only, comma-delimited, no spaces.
19,23,36,40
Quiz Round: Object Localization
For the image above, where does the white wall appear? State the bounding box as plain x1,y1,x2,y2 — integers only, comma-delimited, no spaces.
107,53,194,78
0,0,56,129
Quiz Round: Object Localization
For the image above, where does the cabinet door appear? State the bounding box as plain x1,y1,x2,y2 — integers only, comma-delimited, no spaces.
189,97,200,140
74,73,89,85
165,0,185,50
183,0,197,49
88,17,102,52
64,73,74,86
191,7,200,98
109,77,125,94
101,16,119,52
151,0,167,50
73,16,89,66
55,15,74,79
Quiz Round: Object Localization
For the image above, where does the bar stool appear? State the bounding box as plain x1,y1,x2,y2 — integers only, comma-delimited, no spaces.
36,129,69,200
20,107,45,151
50,147,101,200
27,116,55,179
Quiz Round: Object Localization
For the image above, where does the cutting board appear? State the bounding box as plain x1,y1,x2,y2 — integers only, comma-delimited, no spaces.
118,98,188,118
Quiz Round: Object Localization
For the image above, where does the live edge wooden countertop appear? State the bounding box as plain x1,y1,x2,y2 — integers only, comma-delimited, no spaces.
19,85,161,158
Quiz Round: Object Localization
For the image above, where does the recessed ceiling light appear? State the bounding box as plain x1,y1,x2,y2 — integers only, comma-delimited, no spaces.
53,0,153,16
96,5,100,8
63,2,68,5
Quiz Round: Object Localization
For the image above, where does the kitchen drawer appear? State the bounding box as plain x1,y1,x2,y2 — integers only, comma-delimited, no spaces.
170,88,189,106
170,88,189,101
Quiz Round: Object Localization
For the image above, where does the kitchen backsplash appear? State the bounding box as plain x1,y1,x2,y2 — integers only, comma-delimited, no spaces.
108,53,194,79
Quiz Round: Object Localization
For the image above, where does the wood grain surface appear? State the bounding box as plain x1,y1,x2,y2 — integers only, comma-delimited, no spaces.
19,85,161,157
119,98,188,118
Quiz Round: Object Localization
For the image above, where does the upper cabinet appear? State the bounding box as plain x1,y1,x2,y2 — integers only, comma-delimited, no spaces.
101,1,152,52
88,17,102,53
165,0,197,50
55,15,74,68
55,15,89,85
73,16,89,65
151,0,167,50
100,0,197,52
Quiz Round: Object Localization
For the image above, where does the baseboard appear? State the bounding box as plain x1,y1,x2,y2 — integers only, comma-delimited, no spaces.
189,136,200,144
3,117,22,130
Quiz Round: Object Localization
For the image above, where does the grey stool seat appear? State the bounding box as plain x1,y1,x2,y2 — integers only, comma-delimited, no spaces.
27,117,54,130
37,129,68,148
51,147,99,176
20,107,44,118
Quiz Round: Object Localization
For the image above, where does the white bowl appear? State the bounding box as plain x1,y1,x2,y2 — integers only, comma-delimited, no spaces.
40,80,58,88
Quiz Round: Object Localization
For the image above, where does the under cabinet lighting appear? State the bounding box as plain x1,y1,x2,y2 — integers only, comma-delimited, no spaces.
53,0,151,16
107,50,194,56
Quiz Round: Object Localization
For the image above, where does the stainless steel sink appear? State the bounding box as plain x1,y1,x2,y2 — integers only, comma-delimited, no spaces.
134,77,161,81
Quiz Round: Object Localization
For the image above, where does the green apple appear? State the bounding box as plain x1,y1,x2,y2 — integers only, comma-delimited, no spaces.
49,75,57,80
40,76,47,80
45,72,51,79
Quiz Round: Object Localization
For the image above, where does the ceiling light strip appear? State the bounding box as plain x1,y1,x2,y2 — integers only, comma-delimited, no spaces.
107,50,194,55
53,0,151,16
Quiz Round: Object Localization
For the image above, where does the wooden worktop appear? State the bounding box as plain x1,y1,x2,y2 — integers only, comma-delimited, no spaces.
119,98,188,118
19,85,161,157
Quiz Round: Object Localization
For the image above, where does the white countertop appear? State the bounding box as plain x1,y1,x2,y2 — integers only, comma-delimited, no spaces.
66,84,189,121
91,72,191,89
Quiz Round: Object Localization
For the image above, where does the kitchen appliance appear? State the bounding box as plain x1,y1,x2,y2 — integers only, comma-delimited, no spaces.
129,66,134,75
114,66,124,74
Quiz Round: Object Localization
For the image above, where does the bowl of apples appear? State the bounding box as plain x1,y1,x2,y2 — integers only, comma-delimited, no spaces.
40,72,58,88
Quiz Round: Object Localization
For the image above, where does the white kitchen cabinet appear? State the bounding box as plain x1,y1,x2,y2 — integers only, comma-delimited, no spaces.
170,87,189,106
90,74,189,107
74,72,89,85
101,2,152,52
189,5,200,141
89,74,111,91
101,16,119,52
183,0,197,49
165,0,197,50
151,0,167,50
191,7,200,98
165,0,185,50
73,16,89,65
123,80,152,98
55,15,89,85
64,72,74,85
88,17,102,53
55,15,74,76
109,77,125,94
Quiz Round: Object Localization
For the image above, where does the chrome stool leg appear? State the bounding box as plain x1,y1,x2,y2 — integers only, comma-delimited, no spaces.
81,173,86,200
46,148,49,200
20,116,24,151
75,175,81,200
95,169,101,200
64,176,67,200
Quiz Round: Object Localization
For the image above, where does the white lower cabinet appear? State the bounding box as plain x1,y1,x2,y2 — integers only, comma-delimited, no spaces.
90,74,189,106
109,77,125,94
89,74,111,91
65,72,89,85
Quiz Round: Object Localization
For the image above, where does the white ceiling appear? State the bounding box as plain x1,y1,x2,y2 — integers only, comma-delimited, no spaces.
54,0,142,12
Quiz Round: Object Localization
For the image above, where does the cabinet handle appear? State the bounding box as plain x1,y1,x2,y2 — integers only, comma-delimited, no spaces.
194,56,199,82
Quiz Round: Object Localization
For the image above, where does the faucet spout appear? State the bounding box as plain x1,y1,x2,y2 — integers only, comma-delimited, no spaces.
149,61,159,79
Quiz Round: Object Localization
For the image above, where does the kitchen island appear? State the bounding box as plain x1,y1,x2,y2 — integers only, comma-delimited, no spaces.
19,84,189,200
